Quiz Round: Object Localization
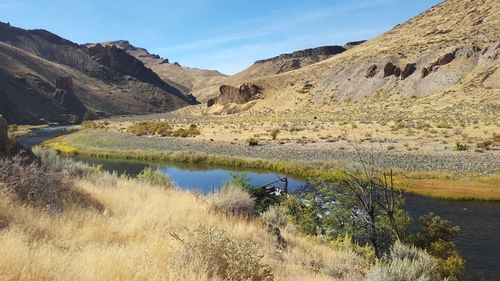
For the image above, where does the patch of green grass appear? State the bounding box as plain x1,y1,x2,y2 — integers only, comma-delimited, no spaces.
42,129,500,201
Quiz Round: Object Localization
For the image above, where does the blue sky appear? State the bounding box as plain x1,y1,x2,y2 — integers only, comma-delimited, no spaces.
1,0,442,74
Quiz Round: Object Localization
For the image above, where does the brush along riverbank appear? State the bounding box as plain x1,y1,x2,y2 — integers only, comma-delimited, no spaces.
42,129,500,201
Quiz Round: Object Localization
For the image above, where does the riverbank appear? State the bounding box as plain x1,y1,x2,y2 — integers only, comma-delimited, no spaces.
42,129,500,201
0,157,368,281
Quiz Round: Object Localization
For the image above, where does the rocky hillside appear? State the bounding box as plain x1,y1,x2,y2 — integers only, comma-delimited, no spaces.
97,40,226,97
203,0,499,113
0,23,197,124
233,44,356,81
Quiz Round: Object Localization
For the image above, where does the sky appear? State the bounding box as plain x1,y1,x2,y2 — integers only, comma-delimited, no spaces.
0,0,442,75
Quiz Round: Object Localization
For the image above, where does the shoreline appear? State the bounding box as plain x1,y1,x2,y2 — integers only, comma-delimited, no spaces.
42,129,500,201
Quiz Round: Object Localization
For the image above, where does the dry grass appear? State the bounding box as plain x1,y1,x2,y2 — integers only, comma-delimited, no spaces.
208,184,256,216
403,177,500,201
0,174,366,281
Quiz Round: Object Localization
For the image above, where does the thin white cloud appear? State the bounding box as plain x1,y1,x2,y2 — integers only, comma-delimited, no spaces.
155,0,397,54
179,26,389,74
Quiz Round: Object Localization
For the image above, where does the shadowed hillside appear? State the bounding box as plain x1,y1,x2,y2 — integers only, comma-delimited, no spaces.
0,22,197,124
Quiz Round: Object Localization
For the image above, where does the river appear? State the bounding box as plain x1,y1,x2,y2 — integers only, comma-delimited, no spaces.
17,126,500,280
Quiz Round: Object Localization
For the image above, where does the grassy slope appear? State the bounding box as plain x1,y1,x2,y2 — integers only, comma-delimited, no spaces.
0,175,364,281
43,129,500,201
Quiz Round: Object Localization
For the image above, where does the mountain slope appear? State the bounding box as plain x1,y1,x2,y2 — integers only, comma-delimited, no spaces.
97,40,226,97
0,22,196,124
203,0,499,113
103,41,360,103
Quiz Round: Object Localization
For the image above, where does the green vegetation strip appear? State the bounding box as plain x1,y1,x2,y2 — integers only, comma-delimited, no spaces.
42,131,500,201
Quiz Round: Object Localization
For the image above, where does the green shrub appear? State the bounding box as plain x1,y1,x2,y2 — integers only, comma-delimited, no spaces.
435,122,452,129
260,205,288,228
247,137,259,146
413,213,464,281
81,120,106,129
225,173,252,189
454,141,467,151
270,129,280,140
365,241,437,281
126,121,200,138
136,166,172,187
174,227,273,281
330,235,376,263
32,147,98,177
493,133,500,144
327,250,367,280
476,140,492,150
280,196,317,235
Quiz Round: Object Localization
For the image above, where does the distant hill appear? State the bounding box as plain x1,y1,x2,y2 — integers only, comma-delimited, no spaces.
201,0,500,114
0,23,197,124
231,45,352,82
96,40,226,98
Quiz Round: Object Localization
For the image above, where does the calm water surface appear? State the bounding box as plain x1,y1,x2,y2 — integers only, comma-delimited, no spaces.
18,126,500,280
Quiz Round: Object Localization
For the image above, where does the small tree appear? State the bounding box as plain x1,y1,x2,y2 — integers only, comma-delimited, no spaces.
338,166,408,258
413,213,464,281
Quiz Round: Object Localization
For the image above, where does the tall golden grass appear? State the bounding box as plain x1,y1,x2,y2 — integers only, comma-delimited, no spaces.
0,175,366,281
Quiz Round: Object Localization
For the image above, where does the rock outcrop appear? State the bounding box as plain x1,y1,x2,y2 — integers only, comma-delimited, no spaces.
255,46,346,64
366,65,378,78
380,62,416,79
0,115,36,160
0,116,7,154
343,40,367,49
383,62,399,77
207,84,262,107
53,76,87,123
421,50,457,78
401,63,417,80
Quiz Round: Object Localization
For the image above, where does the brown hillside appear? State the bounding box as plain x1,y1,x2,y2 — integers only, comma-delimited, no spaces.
0,23,195,124
98,40,226,99
202,0,500,113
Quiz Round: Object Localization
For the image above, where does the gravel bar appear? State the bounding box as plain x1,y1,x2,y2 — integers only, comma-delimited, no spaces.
71,130,500,174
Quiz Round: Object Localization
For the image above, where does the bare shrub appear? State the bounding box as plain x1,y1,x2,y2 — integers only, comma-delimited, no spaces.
173,226,273,281
365,241,437,281
208,185,255,216
0,156,102,212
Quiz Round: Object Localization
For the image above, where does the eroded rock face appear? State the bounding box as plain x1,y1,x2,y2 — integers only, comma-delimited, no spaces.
383,62,398,77
255,46,346,64
381,62,415,79
0,116,7,153
0,115,37,161
422,50,457,78
53,76,86,123
366,65,378,78
207,84,262,107
401,63,417,80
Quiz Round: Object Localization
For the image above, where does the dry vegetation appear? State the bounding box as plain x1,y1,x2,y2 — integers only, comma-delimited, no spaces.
98,92,500,154
0,153,370,281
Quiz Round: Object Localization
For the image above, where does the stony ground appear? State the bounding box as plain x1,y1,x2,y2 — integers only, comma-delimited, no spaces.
68,130,500,174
